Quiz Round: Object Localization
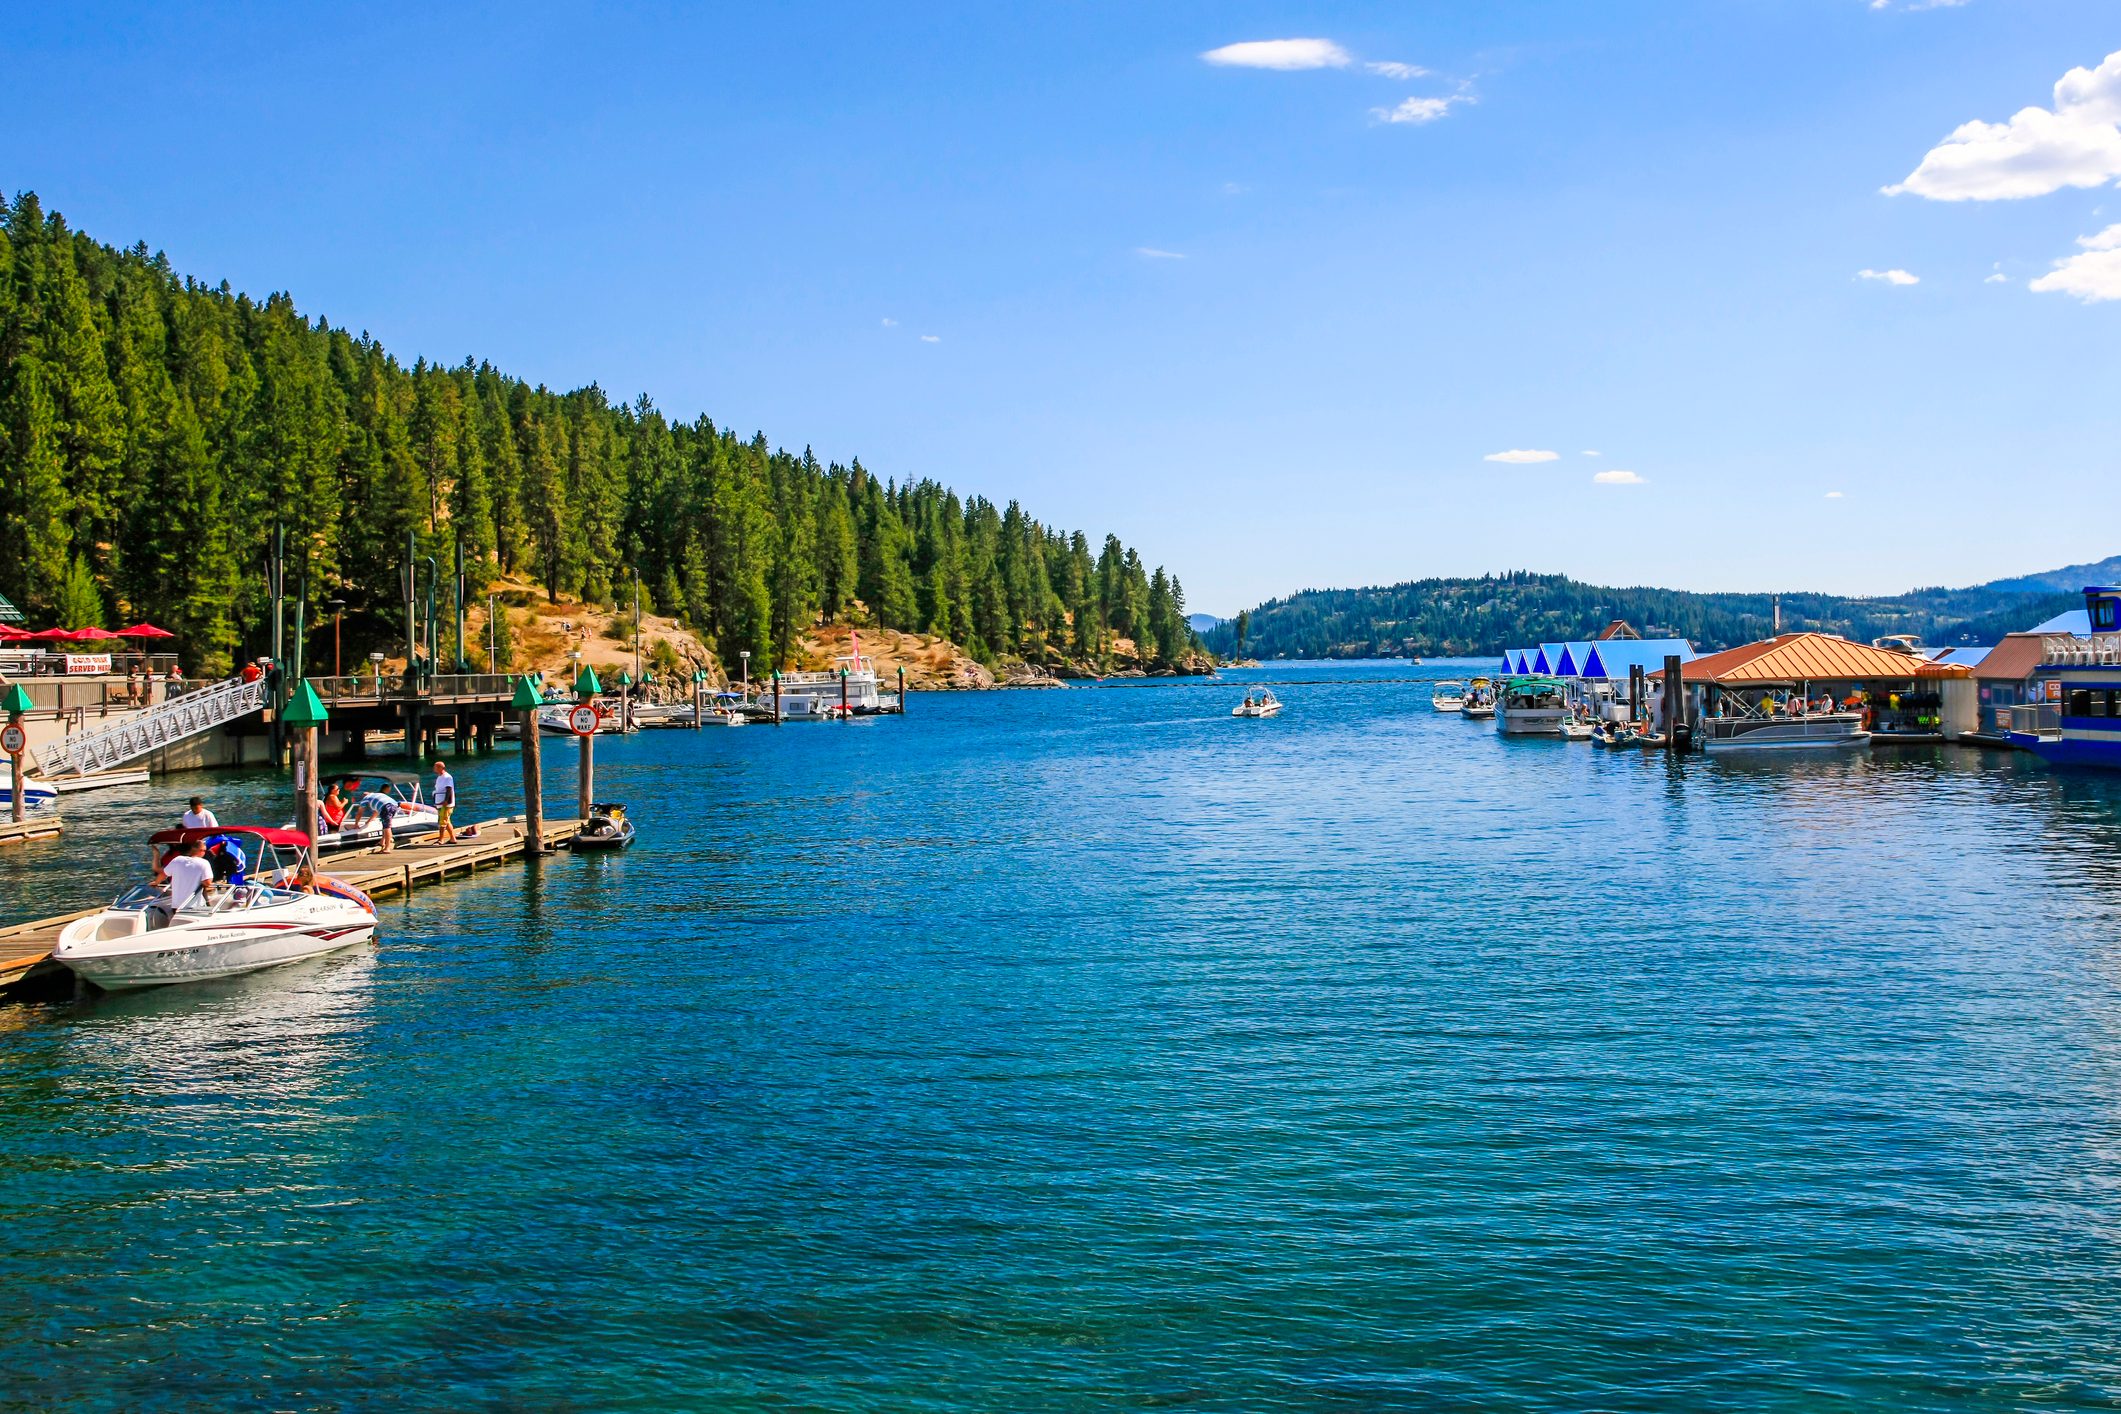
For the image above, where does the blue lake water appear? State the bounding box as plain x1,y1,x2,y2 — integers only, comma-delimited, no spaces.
5,659,2121,1409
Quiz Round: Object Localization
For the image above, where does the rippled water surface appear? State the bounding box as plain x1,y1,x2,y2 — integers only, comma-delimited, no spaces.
6,661,2121,1410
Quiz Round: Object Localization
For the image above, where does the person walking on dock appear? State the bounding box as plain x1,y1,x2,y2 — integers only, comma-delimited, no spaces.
431,760,458,844
358,790,400,852
181,796,218,830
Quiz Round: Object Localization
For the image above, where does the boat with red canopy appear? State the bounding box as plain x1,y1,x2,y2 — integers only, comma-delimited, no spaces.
53,825,377,990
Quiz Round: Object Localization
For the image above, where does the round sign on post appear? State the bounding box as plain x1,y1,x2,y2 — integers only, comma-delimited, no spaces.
568,704,602,736
0,725,24,755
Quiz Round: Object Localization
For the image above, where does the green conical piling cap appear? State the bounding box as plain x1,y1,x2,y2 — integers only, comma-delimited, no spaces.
2,683,32,716
511,675,545,710
617,670,632,687
281,680,331,728
575,664,603,699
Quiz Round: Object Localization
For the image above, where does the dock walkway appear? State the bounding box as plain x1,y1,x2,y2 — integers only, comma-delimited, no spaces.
0,814,579,990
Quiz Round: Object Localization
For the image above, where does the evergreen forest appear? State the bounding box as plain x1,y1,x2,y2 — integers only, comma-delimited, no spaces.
0,193,1199,676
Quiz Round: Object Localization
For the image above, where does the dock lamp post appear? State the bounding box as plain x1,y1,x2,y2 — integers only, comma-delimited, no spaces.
616,671,633,733
282,681,330,848
3,683,33,823
574,663,602,823
739,649,750,697
327,599,346,678
514,674,546,853
693,669,706,730
368,651,386,702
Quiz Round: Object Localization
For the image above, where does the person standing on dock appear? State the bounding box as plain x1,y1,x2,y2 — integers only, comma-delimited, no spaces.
181,796,218,830
359,791,400,852
431,760,458,845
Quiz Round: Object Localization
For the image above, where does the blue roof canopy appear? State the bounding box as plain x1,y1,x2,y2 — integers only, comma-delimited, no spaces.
1577,639,1696,680
2031,609,2091,635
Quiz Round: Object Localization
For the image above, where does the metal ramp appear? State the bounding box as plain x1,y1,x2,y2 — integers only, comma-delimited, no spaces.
33,675,271,777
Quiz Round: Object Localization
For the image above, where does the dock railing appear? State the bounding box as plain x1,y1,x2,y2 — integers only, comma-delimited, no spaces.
33,674,271,777
307,673,517,704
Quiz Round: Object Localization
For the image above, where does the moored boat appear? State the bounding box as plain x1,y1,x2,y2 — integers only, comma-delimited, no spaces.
1496,677,1568,735
2022,587,2121,771
1432,681,1466,712
571,803,636,851
301,772,441,850
0,766,58,813
1460,678,1496,719
53,826,376,991
1698,711,1870,754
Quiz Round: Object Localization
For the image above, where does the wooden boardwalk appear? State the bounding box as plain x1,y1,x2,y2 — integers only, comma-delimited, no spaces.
0,814,580,991
0,817,63,849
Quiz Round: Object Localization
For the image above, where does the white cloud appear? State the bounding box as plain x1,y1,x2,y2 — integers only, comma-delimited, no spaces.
1581,449,1601,457
1985,271,2010,283
1366,61,1429,80
1825,490,1846,499
1484,449,1559,464
1220,181,1248,196
1885,49,2121,201
1858,267,1920,285
920,334,941,343
1593,469,1646,486
1372,95,1467,125
880,317,897,327
2029,223,2121,302
1202,38,1349,71
1135,247,1187,260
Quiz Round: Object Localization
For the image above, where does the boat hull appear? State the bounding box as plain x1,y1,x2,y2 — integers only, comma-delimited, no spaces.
55,913,376,991
1702,729,1872,754
2026,734,2121,770
1497,708,1567,735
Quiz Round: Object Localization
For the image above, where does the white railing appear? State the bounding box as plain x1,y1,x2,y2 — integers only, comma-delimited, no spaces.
2043,633,2121,667
33,674,271,777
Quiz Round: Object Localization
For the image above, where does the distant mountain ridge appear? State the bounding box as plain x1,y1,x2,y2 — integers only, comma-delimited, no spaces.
1201,559,2115,662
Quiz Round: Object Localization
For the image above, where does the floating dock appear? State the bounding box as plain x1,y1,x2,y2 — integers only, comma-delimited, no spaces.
0,817,63,850
0,813,580,992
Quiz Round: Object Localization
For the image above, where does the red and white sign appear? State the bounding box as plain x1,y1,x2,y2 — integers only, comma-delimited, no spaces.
63,653,111,675
0,725,25,754
568,704,602,735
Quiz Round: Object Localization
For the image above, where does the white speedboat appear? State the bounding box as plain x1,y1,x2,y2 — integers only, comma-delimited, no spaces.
1233,690,1283,718
1432,681,1466,712
1558,717,1595,740
300,772,442,850
1460,677,1496,719
0,766,58,813
54,826,377,991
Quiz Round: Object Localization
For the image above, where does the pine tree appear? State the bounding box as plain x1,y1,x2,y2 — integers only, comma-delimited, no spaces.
53,553,104,627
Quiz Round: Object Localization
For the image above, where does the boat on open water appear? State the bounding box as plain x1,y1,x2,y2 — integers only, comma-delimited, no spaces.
1233,690,1283,719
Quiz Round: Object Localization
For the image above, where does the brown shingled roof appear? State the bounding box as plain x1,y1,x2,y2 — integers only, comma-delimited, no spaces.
1682,632,1974,686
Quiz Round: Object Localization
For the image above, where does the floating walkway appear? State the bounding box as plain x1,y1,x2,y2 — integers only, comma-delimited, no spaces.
0,813,579,992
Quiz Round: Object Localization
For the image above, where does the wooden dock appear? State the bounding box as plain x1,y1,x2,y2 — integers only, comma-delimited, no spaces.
0,814,581,992
0,817,63,850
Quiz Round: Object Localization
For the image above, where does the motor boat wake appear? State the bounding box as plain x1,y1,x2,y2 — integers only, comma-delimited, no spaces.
54,826,377,991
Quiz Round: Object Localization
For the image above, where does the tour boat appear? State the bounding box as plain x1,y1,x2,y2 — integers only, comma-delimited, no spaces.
778,633,883,718
2020,588,2121,771
1698,711,1870,754
1431,681,1466,712
300,772,441,850
571,802,635,851
1496,678,1569,735
1233,690,1283,718
0,767,58,814
53,826,377,991
1460,678,1496,719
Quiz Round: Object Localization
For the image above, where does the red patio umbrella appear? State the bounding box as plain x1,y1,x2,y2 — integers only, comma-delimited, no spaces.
114,623,176,639
22,627,76,641
0,625,30,642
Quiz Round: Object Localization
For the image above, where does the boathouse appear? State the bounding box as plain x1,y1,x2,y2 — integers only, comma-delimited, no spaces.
1682,632,1976,740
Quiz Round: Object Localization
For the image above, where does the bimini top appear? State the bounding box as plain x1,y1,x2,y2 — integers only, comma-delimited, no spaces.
1682,633,1973,686
149,826,313,847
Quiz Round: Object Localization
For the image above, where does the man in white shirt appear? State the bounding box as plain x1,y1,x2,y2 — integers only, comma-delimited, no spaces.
156,840,216,916
180,796,218,830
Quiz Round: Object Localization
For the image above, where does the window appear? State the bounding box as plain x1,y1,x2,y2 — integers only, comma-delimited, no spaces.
2069,690,2094,716
2093,598,2118,631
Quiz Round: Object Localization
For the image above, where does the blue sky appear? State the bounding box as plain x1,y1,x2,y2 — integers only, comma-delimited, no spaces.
5,2,2118,614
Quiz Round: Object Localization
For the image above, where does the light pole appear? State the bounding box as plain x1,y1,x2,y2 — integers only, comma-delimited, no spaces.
740,649,750,697
368,650,386,701
328,598,346,678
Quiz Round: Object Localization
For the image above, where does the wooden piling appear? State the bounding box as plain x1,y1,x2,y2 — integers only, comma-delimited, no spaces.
898,666,907,714
520,706,543,854
773,672,782,724
1663,654,1683,753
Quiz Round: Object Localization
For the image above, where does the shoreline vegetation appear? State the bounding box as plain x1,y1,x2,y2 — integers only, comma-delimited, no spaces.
1204,560,2121,662
0,192,1205,685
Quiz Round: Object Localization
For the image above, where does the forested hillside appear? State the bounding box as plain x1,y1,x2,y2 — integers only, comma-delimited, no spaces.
0,192,1197,676
1204,568,2102,661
